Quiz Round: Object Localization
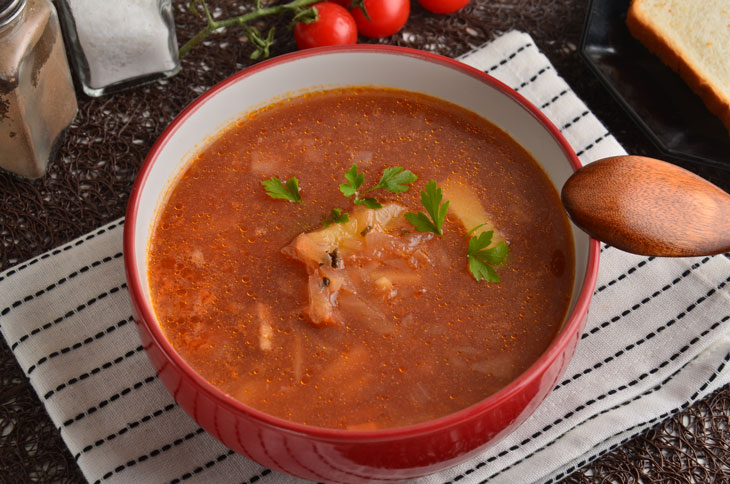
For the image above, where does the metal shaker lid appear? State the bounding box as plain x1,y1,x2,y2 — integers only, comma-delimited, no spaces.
0,0,26,29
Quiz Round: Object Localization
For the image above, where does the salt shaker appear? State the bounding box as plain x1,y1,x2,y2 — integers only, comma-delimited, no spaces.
0,0,78,178
56,0,181,97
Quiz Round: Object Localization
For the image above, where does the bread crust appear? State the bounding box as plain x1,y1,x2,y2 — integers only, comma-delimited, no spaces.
626,0,730,134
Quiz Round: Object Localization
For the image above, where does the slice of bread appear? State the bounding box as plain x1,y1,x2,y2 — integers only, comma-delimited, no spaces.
626,0,730,134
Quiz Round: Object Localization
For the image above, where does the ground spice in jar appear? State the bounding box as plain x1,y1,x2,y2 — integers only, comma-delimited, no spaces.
0,0,77,178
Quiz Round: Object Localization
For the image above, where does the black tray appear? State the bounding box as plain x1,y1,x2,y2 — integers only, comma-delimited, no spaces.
580,0,730,169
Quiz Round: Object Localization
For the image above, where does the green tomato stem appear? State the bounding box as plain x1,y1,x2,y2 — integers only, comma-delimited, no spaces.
179,0,320,58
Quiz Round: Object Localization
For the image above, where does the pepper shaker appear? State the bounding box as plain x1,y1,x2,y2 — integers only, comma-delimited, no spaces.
0,0,78,178
56,0,181,97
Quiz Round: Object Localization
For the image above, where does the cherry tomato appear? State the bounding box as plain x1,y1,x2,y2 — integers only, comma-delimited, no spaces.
418,0,470,14
350,0,410,38
294,2,357,50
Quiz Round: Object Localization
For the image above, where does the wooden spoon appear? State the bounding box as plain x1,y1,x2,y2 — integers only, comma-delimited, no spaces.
561,155,730,257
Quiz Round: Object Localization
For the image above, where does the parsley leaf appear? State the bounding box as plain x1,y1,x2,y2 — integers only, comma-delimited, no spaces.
464,222,489,238
369,166,417,194
339,164,364,198
468,257,500,282
405,180,449,235
262,176,302,203
322,208,350,226
354,197,382,209
466,230,509,282
404,212,437,233
341,164,416,209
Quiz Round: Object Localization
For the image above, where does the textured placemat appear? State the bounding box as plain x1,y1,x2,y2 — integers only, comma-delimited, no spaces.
1,30,729,484
1,2,729,483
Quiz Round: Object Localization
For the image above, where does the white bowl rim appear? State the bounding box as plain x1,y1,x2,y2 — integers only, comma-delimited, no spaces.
124,44,601,441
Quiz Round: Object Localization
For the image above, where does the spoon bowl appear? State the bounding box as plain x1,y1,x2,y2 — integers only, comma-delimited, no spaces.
561,155,730,257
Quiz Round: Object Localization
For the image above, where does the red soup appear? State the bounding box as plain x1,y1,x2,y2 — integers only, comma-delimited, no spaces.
148,87,574,430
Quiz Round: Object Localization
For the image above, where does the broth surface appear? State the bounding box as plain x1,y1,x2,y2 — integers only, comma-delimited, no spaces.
148,88,574,429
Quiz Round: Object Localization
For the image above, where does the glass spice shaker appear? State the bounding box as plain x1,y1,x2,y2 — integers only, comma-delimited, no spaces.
0,0,77,178
55,0,181,97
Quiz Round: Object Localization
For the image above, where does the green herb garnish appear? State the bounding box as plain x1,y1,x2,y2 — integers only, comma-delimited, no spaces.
340,164,416,209
466,230,509,282
262,176,302,203
339,164,365,197
368,166,418,194
322,208,350,226
354,197,381,209
464,222,489,238
405,180,449,235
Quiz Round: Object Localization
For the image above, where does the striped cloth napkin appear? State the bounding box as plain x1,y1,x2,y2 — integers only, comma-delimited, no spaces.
1,31,728,484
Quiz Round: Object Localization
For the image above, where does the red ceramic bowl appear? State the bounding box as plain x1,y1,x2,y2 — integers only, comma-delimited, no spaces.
124,45,600,482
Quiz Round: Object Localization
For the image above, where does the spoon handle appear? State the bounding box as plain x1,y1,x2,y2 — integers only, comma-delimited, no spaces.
561,156,730,257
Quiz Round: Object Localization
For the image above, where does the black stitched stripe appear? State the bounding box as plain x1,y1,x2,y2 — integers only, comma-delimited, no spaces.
62,374,158,427
539,89,569,110
43,345,144,398
241,468,273,484
0,252,123,319
581,257,714,340
0,220,124,284
167,450,236,484
443,348,729,484
9,282,128,350
93,428,207,483
478,42,533,74
169,456,271,484
73,403,178,460
532,354,730,484
444,361,694,484
559,110,589,132
543,416,675,484
539,351,726,484
513,65,552,92
540,420,654,484
27,316,134,375
575,132,611,157
557,313,728,391
594,257,655,295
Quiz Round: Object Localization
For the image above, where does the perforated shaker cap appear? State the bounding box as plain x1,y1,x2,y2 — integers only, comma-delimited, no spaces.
0,0,26,29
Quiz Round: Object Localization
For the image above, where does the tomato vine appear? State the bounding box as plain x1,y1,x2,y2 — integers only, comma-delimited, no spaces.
180,0,320,59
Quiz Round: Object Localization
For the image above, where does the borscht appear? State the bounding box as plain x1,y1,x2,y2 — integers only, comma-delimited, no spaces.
147,87,574,430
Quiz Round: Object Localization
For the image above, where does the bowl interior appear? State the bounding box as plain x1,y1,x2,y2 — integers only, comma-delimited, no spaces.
129,48,591,418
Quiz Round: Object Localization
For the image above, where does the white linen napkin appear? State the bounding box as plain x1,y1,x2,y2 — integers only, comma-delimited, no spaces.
1,31,728,484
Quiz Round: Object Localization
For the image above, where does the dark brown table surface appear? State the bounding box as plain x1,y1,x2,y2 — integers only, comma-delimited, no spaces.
1,1,729,482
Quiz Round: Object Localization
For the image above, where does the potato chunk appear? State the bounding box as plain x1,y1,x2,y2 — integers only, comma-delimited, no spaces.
441,175,506,247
